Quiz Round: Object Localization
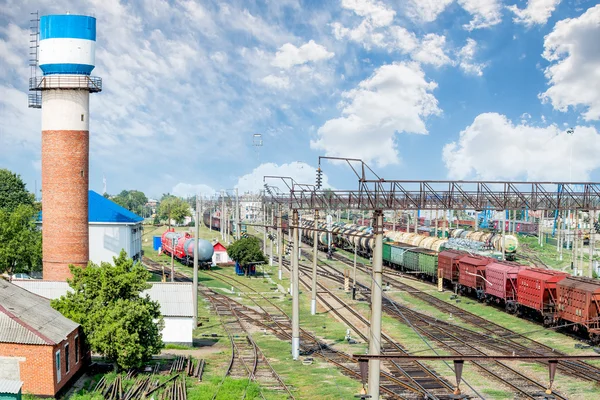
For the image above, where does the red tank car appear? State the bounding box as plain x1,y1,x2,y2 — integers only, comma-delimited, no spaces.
161,229,181,256
557,277,600,343
458,255,493,299
517,268,569,325
484,262,526,312
438,249,465,284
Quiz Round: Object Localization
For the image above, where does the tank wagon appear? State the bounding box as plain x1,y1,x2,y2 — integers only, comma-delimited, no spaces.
161,228,214,268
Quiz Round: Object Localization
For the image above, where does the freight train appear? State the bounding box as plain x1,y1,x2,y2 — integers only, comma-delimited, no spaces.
161,229,214,268
299,220,600,343
203,210,234,233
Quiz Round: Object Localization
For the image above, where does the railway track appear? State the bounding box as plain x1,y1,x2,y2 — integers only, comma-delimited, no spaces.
286,260,456,399
203,270,438,399
204,289,295,399
296,251,570,399
327,250,600,384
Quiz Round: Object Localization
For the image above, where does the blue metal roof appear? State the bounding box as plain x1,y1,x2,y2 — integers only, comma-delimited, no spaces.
38,191,143,224
89,191,143,223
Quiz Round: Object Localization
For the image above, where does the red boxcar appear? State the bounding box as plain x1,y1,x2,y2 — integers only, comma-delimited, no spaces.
557,277,600,343
458,255,493,297
517,268,569,325
438,250,465,283
485,262,526,312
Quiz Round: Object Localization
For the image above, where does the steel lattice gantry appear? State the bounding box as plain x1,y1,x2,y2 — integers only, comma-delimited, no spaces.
264,181,600,211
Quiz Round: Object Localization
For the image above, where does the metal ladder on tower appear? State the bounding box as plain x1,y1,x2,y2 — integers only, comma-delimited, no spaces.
28,11,41,108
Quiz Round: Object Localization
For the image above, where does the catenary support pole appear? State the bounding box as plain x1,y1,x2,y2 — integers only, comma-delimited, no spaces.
590,211,595,278
263,201,267,254
278,205,283,280
270,207,274,266
353,242,357,300
193,197,199,327
311,209,319,315
291,209,300,360
368,210,383,400
236,188,240,240
502,210,506,261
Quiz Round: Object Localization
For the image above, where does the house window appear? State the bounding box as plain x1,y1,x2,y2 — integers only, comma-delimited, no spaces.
65,343,70,373
75,336,80,363
55,350,61,382
216,253,221,262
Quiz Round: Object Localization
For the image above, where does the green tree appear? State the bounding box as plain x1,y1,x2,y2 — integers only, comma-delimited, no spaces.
0,204,42,276
112,190,148,216
157,197,191,225
0,169,35,212
227,236,266,267
52,251,164,370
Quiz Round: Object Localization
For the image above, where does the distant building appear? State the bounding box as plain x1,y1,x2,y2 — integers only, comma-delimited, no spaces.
12,281,194,346
239,193,262,221
39,190,143,278
0,280,87,397
212,242,232,265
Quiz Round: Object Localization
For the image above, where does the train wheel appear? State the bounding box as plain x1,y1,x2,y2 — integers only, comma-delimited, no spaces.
589,333,600,345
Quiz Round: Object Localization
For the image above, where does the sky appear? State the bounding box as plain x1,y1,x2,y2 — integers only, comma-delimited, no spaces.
1,0,599,199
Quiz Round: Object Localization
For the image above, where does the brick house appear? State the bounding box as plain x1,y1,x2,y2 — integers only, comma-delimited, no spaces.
0,280,88,397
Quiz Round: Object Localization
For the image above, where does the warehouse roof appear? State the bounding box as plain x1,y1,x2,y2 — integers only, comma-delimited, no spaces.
12,281,193,318
37,191,143,224
89,190,144,223
0,280,79,345
144,283,193,317
0,379,22,394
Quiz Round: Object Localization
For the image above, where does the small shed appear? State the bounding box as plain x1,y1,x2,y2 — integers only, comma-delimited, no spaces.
212,242,232,265
0,380,22,400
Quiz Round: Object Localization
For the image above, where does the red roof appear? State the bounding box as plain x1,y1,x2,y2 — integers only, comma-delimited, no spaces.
213,242,227,252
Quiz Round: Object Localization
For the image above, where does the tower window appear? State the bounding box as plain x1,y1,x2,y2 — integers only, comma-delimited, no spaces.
81,114,84,121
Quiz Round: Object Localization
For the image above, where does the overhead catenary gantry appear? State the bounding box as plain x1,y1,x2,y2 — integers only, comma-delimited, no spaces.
262,157,600,400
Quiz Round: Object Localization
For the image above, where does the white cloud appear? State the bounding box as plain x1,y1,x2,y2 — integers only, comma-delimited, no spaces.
458,0,502,30
443,113,600,180
405,0,454,23
172,182,216,197
272,40,334,69
508,0,561,26
261,74,291,89
236,162,331,194
539,5,600,121
311,62,441,167
341,0,396,27
456,38,486,76
411,34,452,67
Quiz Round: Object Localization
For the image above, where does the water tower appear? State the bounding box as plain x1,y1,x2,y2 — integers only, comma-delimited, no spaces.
29,14,102,280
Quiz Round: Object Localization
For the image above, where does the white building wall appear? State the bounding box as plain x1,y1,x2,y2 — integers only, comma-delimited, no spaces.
89,222,142,265
212,250,231,264
162,317,194,345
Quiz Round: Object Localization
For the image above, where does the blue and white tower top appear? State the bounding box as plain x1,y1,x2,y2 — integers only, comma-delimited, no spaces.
39,15,96,75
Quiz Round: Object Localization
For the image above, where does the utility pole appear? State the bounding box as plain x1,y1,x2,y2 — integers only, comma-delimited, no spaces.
263,200,267,254
291,209,300,360
236,188,240,240
590,210,595,278
193,196,199,327
368,210,384,400
353,242,357,300
311,209,319,315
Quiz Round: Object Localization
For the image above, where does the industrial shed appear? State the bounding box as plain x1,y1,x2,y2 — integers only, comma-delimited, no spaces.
0,281,87,397
12,281,194,346
38,190,143,274
144,283,194,346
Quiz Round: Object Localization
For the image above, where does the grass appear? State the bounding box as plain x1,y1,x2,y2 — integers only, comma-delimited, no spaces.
519,235,599,272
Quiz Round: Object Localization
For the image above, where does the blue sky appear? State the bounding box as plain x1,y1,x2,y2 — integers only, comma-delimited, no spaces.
1,0,599,199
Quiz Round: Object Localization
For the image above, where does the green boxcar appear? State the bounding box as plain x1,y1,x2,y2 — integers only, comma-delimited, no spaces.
389,244,414,267
417,249,439,277
403,249,422,272
382,242,392,263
